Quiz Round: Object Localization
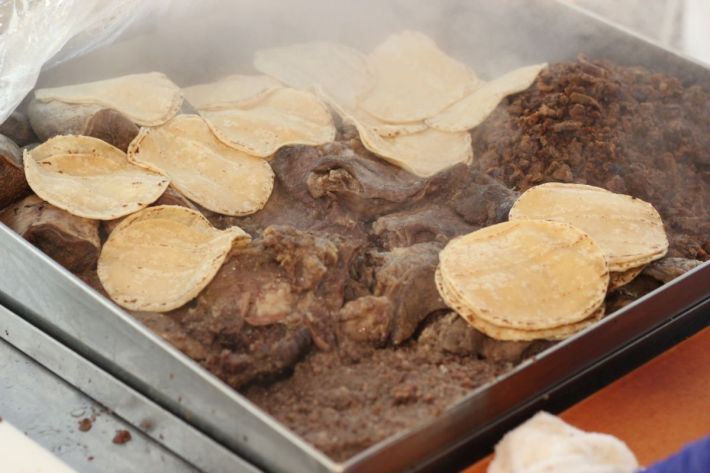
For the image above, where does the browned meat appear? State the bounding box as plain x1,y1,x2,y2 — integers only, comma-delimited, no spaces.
419,312,486,356
0,135,30,209
472,56,710,260
372,205,474,250
27,98,101,141
643,257,704,283
605,275,663,313
0,195,100,272
344,242,446,345
84,109,139,152
451,173,519,227
272,140,468,221
338,296,392,346
371,242,446,344
0,111,37,147
479,338,533,364
245,344,503,461
135,225,357,387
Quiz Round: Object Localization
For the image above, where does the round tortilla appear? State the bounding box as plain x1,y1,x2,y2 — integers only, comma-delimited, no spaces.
509,183,669,272
254,41,374,109
128,115,274,216
98,205,250,312
608,265,646,291
358,125,472,177
35,72,182,126
24,135,169,220
436,268,604,341
438,220,609,330
426,63,547,132
201,88,336,157
182,74,282,111
358,31,479,122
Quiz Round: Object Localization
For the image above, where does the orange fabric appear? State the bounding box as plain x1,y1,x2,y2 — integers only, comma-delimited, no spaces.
464,327,710,473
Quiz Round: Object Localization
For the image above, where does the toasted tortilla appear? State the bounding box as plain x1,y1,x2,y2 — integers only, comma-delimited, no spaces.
357,125,472,177
202,88,335,157
98,205,250,312
359,31,478,122
426,63,547,132
254,41,374,109
509,183,669,272
24,135,168,220
437,267,605,341
438,220,609,330
608,265,646,291
182,74,282,111
128,115,274,216
34,72,182,126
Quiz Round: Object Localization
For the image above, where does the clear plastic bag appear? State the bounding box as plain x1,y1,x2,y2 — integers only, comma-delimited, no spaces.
0,0,153,123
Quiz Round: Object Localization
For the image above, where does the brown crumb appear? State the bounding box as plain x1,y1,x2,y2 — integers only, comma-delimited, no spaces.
87,456,94,461
78,418,93,432
112,429,132,445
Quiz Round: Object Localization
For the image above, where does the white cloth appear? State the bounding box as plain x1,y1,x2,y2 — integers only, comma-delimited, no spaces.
0,420,77,473
488,412,639,473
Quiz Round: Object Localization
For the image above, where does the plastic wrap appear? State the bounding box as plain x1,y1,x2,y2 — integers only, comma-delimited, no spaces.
0,0,153,124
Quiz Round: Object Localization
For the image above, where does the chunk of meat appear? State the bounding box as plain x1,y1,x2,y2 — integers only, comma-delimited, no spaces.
451,172,519,226
0,111,37,146
339,296,392,346
605,275,662,313
1,195,100,272
418,312,485,356
347,242,446,345
0,135,30,209
479,338,533,364
84,109,139,152
27,98,102,141
272,140,469,221
642,257,703,283
372,205,474,250
137,225,357,388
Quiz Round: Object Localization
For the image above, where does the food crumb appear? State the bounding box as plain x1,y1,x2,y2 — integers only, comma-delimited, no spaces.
78,418,93,432
112,429,132,445
87,456,94,461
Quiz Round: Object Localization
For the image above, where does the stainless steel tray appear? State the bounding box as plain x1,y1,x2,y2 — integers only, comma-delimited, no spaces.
0,304,261,473
2,1,710,472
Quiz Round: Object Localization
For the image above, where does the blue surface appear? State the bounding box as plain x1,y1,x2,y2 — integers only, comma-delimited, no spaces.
643,436,710,473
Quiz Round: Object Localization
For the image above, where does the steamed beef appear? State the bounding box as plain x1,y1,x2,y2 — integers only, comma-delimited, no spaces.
339,296,392,346
84,109,139,152
451,172,519,227
1,195,100,272
340,242,446,345
134,225,356,387
419,312,486,356
371,242,446,344
272,140,469,220
0,135,30,209
27,98,102,141
642,257,703,283
418,312,543,364
372,205,474,250
472,56,710,260
0,111,37,147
